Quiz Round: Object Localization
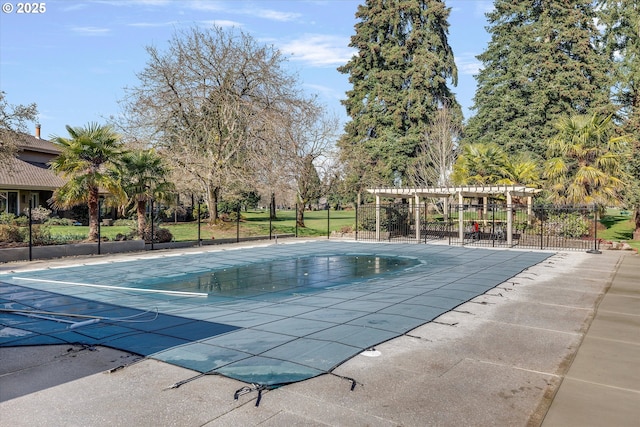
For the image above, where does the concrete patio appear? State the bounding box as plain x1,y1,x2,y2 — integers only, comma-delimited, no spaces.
1,242,637,426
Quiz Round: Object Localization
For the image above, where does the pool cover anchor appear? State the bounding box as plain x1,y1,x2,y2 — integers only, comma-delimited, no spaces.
164,371,219,390
234,383,270,407
329,372,358,391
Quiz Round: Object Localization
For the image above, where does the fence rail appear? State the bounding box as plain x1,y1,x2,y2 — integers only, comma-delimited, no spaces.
4,202,604,263
354,203,601,252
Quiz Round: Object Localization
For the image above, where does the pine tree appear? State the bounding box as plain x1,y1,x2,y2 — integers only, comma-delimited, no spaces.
464,0,612,158
338,0,461,192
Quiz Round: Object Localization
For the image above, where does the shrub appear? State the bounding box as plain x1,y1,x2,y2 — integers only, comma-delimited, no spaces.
24,206,52,223
30,225,53,245
340,225,353,233
0,212,17,225
14,216,29,226
45,217,75,226
543,212,590,238
358,206,410,233
113,219,136,227
48,233,86,244
0,224,23,242
142,224,173,243
192,203,208,220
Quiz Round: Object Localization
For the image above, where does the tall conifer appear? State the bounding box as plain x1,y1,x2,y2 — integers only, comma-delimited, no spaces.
464,0,612,158
598,0,640,231
338,0,461,190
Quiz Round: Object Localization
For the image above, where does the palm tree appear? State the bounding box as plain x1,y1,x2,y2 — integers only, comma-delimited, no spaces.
50,123,124,241
116,148,174,237
544,114,630,206
452,143,539,186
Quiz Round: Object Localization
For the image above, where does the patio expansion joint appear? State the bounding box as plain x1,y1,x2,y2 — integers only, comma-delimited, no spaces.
471,358,561,378
582,335,640,347
561,376,640,394
482,318,583,336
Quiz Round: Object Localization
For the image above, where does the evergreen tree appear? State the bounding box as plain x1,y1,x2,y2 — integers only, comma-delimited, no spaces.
598,0,640,231
338,0,461,192
464,0,612,158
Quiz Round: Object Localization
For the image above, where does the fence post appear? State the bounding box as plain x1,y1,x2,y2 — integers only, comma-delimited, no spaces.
355,202,358,241
236,204,240,243
295,204,298,238
97,197,101,255
491,203,496,248
197,200,201,246
587,204,602,254
150,198,154,251
269,202,273,240
327,205,330,239
28,199,33,261
540,207,544,250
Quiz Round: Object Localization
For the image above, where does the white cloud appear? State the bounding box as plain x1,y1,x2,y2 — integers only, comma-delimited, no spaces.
62,3,88,12
128,21,181,27
305,83,343,101
456,53,482,75
186,0,300,22
252,9,301,22
93,0,171,6
280,34,355,67
185,0,224,12
198,20,243,28
475,1,494,17
71,26,111,36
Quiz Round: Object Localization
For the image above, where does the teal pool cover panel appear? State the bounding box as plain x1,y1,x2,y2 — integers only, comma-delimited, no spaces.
0,241,552,387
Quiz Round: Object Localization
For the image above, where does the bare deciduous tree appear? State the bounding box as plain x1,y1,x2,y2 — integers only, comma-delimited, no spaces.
120,26,312,223
407,104,461,187
0,91,38,167
279,105,340,227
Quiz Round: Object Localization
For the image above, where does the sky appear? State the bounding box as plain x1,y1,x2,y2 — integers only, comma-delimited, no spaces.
0,0,493,140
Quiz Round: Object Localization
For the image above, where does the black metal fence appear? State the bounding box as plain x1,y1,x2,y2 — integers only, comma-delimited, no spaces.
354,203,602,252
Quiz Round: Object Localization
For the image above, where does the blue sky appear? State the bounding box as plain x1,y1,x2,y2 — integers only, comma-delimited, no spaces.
0,0,492,140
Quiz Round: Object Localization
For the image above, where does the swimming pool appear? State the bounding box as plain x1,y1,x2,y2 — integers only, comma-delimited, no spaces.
0,241,552,387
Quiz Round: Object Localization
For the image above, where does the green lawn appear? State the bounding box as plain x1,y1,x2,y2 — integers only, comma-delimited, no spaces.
599,209,639,250
41,207,640,251
47,209,357,242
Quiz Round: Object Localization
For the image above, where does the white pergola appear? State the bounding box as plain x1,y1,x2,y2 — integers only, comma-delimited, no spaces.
366,185,542,245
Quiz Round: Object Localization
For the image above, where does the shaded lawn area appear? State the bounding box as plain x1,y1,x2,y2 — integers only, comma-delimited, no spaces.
599,210,639,250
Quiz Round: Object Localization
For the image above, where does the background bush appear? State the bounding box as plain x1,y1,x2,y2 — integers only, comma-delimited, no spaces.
0,224,23,242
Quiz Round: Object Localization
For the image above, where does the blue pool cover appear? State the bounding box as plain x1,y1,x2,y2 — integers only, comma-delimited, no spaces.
0,241,552,387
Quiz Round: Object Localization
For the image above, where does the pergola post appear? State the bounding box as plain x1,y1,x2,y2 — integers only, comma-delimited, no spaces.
458,191,464,241
375,194,381,241
483,196,488,220
507,191,513,246
415,194,420,241
443,197,449,221
527,196,533,225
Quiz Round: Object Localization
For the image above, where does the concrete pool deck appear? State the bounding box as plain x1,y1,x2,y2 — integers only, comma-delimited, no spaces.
0,240,638,426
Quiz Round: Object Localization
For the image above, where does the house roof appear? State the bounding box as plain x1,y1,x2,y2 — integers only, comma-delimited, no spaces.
1,131,66,191
0,156,67,191
14,132,61,155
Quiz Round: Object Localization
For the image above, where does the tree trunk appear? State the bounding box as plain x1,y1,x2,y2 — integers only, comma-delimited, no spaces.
87,187,99,241
296,201,305,228
206,186,219,224
137,199,147,237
